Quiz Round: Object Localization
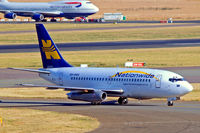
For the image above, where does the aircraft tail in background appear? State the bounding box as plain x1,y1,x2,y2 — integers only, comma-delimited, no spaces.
0,0,8,2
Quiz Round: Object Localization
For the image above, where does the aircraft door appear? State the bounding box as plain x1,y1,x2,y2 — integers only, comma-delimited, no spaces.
58,73,63,86
155,74,162,88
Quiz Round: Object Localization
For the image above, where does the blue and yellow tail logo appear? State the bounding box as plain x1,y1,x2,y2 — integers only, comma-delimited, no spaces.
42,40,61,60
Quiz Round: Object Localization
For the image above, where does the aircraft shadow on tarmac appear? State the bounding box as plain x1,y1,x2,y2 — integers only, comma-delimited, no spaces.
0,100,157,108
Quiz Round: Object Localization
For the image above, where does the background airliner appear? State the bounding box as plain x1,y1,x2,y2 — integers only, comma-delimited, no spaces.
0,0,99,21
9,24,193,106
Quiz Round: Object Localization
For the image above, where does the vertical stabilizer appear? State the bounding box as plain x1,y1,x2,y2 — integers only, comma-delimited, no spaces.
0,0,8,2
36,24,72,68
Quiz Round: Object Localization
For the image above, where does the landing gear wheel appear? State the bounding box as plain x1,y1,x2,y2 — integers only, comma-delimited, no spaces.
51,19,57,22
42,19,47,22
118,97,128,105
91,101,101,105
167,101,173,106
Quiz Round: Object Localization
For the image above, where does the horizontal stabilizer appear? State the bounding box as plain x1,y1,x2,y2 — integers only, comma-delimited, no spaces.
8,68,50,74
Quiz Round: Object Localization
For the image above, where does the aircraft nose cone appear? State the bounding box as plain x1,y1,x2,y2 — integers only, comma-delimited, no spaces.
184,82,193,94
186,83,193,92
93,6,99,13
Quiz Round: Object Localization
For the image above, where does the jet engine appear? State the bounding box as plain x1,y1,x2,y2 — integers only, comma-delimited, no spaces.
67,90,107,103
4,12,16,19
32,14,44,21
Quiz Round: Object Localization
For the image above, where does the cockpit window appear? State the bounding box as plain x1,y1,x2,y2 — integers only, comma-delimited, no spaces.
169,78,185,82
86,2,92,4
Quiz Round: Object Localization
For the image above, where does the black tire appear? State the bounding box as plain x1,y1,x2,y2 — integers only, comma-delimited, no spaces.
118,97,128,105
50,19,57,22
97,102,101,105
118,97,123,105
122,98,128,104
91,101,101,105
42,19,47,22
167,101,173,106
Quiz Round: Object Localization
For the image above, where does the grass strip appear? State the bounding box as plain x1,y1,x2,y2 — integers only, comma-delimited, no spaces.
0,26,200,45
0,108,99,133
0,47,200,68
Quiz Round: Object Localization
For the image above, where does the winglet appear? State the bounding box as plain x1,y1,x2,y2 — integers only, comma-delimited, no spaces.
36,24,72,68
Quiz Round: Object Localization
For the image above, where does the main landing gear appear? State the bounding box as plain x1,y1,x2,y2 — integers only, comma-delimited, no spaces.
50,18,57,22
118,97,128,105
91,101,101,105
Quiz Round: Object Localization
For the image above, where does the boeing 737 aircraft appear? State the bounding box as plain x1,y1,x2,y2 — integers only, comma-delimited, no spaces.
0,0,99,21
9,24,193,106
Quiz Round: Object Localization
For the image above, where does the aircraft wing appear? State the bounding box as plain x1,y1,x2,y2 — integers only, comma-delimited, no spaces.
0,10,62,16
19,84,124,94
20,84,95,91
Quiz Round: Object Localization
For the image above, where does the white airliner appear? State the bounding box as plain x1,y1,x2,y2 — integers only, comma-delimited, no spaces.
0,0,99,21
9,24,193,106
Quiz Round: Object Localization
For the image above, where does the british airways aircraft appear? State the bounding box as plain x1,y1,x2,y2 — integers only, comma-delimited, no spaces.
9,24,193,106
0,0,99,21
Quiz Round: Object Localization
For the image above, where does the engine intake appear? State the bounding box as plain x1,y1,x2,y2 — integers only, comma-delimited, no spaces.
67,90,107,102
4,12,16,19
32,14,44,21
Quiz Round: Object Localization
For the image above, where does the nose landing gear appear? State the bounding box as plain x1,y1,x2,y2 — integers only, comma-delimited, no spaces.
118,97,128,105
167,101,173,106
167,97,180,106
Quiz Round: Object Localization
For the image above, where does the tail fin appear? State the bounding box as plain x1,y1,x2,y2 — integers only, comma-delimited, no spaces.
36,24,72,68
0,0,8,2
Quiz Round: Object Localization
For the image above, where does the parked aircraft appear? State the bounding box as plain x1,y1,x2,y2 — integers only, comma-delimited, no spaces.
0,0,99,21
9,24,193,106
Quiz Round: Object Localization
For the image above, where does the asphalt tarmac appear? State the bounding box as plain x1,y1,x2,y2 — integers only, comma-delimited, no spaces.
0,98,200,133
1,38,200,53
1,23,200,35
1,20,200,24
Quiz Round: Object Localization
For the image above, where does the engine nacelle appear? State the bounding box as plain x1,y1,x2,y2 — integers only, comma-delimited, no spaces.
4,12,16,19
67,90,107,102
32,14,44,21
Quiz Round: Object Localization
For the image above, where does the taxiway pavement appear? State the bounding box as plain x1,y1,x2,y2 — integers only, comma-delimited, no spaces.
1,38,200,53
0,23,199,35
0,98,199,133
